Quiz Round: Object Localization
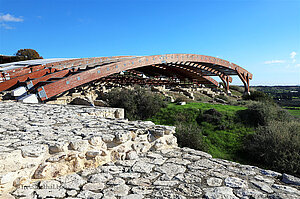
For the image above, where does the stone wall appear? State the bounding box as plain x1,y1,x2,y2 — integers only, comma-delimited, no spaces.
0,102,176,194
0,101,299,199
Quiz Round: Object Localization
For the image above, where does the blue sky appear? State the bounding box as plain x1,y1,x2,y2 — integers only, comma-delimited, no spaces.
0,0,299,85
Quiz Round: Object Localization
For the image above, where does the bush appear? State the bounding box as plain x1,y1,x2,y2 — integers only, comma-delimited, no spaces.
237,102,292,127
230,85,244,93
244,120,300,176
103,86,167,120
175,123,206,151
197,108,223,126
174,96,187,103
242,90,274,103
217,95,228,102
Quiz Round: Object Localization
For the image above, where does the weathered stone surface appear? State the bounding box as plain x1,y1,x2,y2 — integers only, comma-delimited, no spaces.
175,173,202,183
260,169,282,178
234,188,266,199
1,101,300,199
251,180,274,194
272,184,300,195
225,177,248,188
207,177,223,187
188,158,222,170
254,175,275,184
121,194,144,199
154,162,186,177
153,180,179,186
132,161,155,174
107,177,126,185
176,183,203,197
102,184,130,197
82,182,105,191
7,147,300,199
88,173,113,183
269,192,300,199
0,172,16,185
152,188,186,199
282,173,300,186
77,190,103,199
36,188,66,198
203,187,238,199
18,144,48,158
0,101,176,194
60,173,87,190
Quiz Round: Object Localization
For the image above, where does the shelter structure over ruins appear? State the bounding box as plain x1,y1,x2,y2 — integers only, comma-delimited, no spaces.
0,54,252,103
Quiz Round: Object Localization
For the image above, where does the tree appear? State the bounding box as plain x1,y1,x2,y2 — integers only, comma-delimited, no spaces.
15,49,43,60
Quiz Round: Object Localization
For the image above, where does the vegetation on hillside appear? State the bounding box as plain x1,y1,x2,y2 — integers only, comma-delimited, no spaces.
102,86,300,177
244,120,300,176
149,102,253,161
101,86,167,120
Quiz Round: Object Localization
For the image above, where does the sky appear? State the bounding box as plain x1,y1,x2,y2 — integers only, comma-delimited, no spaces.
0,0,299,86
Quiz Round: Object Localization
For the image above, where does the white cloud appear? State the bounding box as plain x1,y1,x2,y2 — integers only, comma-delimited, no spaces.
290,51,297,63
0,23,14,29
290,51,297,59
264,60,286,64
0,13,23,22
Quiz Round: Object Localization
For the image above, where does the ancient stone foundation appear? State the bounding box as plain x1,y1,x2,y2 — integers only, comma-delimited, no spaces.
0,102,176,194
0,101,299,199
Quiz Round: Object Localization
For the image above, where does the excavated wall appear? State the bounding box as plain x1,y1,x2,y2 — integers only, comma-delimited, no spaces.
0,101,299,199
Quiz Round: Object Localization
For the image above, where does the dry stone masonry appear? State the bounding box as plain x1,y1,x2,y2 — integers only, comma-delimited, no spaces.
0,102,176,195
0,101,299,198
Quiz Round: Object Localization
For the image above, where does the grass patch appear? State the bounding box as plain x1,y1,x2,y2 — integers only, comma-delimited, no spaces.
287,109,300,117
148,102,254,162
283,106,300,117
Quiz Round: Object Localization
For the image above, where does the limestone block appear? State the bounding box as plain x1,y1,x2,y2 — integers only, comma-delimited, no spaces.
86,150,106,158
126,151,138,160
69,140,89,152
132,142,151,153
89,136,107,149
0,172,16,185
282,173,300,186
18,144,48,158
49,142,69,154
150,129,165,138
115,109,124,118
114,131,132,143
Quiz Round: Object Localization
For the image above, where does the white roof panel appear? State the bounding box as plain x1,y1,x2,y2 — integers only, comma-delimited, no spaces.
0,58,75,71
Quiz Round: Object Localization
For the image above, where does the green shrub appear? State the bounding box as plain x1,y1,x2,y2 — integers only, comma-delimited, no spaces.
244,120,300,176
175,123,206,151
217,95,228,102
242,90,274,103
174,96,187,103
237,102,292,126
197,108,223,126
230,85,244,93
103,86,167,120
